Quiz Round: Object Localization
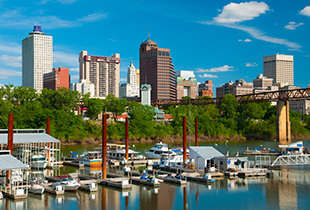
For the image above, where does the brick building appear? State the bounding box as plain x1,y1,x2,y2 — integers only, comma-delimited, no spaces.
216,79,253,98
176,71,197,99
43,67,70,90
199,80,214,97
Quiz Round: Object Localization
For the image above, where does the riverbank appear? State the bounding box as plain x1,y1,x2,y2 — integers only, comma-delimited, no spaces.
60,134,310,146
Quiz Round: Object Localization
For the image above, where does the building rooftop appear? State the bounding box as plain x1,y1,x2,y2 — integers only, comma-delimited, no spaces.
0,150,28,170
189,146,224,159
0,132,60,144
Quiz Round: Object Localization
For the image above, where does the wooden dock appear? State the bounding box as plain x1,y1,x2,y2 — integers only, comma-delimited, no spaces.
63,161,82,168
186,176,213,184
123,159,160,166
1,189,27,200
45,176,60,182
43,184,64,195
78,183,98,192
130,177,160,188
238,171,267,178
224,171,238,177
159,177,186,185
100,178,132,190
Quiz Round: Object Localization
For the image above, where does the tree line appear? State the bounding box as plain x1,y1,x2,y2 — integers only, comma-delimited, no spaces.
1,85,309,142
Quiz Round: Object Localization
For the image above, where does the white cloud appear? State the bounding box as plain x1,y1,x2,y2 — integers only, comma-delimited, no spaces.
198,74,218,78
214,1,269,24
70,67,79,72
54,51,78,67
77,13,107,23
238,39,252,42
71,75,79,80
0,41,21,54
284,22,304,30
199,2,301,50
120,78,127,82
245,62,258,67
39,0,79,4
300,6,310,17
0,69,22,79
196,65,233,73
0,55,22,67
0,9,107,30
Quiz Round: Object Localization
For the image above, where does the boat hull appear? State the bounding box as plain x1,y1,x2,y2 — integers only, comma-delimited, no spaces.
31,161,47,169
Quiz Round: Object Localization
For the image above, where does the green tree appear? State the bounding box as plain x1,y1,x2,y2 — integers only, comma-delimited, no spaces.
86,98,103,119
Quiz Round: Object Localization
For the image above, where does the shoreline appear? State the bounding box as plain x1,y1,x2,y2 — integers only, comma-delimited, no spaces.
60,134,310,146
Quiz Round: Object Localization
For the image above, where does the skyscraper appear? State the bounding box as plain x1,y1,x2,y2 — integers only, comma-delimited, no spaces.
119,61,140,99
79,50,120,98
263,54,294,86
139,35,176,101
22,26,53,91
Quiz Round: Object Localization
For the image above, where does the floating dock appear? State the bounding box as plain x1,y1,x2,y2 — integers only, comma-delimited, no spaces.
130,177,160,188
159,177,186,185
100,178,132,190
43,184,64,195
1,189,27,200
186,176,213,184
78,183,98,192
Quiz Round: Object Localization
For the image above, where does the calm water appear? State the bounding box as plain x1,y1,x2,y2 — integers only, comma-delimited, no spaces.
1,140,310,210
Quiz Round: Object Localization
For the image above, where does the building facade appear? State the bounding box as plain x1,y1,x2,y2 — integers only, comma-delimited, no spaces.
119,61,140,99
199,80,214,97
141,84,152,106
71,79,95,97
139,36,176,101
79,50,120,98
216,79,253,98
22,26,53,92
263,54,294,86
290,100,310,115
43,67,70,90
176,71,197,99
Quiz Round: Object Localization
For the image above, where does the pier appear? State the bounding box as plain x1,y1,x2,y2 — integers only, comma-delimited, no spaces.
100,178,132,190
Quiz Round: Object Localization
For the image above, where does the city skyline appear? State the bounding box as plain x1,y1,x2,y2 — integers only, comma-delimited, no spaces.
0,0,310,91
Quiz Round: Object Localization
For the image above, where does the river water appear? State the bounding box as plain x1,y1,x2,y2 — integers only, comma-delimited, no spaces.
1,140,310,210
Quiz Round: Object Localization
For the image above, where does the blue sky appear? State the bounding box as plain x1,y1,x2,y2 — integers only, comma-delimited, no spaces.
0,0,310,92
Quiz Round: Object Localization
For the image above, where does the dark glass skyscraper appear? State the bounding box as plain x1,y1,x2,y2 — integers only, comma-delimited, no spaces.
139,36,176,101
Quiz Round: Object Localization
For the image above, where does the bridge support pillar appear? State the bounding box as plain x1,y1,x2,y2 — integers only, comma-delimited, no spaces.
277,101,291,146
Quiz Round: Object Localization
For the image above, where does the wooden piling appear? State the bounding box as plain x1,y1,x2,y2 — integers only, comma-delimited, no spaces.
47,117,50,164
7,113,13,186
125,117,129,161
102,114,107,179
183,116,187,168
195,118,198,146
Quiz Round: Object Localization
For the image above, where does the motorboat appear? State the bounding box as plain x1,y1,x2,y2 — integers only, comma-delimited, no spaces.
78,151,102,167
146,142,172,159
31,154,48,169
52,175,80,192
29,184,45,194
94,144,143,160
159,149,183,168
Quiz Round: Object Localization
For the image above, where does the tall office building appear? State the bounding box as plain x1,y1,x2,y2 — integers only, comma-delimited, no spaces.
22,26,53,92
119,61,140,99
263,54,294,86
79,50,120,98
139,35,176,101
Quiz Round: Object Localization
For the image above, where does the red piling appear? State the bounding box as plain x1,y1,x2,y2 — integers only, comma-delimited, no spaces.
195,117,198,146
46,117,50,135
102,114,107,179
8,113,13,155
183,116,187,168
183,186,188,210
125,117,129,161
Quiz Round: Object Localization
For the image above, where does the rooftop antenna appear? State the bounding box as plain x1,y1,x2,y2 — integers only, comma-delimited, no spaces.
145,76,147,84
148,26,150,39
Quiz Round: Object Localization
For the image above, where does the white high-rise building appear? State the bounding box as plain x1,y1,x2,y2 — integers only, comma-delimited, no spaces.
22,26,53,91
263,54,294,86
119,61,140,99
141,84,151,106
79,50,120,98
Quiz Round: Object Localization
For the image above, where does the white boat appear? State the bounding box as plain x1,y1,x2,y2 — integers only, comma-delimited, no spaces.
146,142,172,159
78,151,102,167
0,191,3,199
29,184,45,194
94,144,143,160
159,149,183,168
52,176,80,191
31,154,47,169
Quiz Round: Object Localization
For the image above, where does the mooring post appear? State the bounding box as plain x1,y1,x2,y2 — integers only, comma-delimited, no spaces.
125,117,129,161
7,113,13,187
102,114,107,179
195,117,198,146
183,116,187,168
47,117,50,165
